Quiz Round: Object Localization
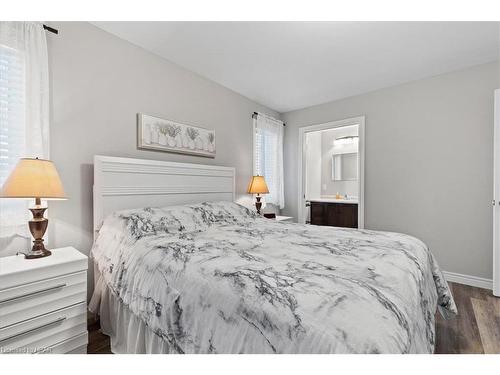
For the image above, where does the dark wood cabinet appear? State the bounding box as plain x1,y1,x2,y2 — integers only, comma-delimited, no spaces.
309,201,358,228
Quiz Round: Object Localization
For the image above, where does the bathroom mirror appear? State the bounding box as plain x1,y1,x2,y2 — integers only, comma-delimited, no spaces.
332,152,358,181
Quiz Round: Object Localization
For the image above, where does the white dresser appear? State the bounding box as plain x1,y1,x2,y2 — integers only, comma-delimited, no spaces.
0,247,88,354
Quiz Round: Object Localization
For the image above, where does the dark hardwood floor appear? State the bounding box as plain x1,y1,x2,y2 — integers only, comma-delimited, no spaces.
87,319,112,354
87,282,500,354
435,282,500,353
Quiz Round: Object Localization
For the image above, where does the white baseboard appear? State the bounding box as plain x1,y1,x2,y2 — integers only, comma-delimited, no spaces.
442,271,493,290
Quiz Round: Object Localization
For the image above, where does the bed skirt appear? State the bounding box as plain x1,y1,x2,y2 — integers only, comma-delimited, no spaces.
88,271,177,354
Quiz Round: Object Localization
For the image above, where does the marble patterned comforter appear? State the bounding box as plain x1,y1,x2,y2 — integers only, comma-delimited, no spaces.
91,201,457,354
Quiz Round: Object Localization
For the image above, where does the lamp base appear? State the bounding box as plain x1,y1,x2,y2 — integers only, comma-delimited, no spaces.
255,195,262,215
24,247,52,259
24,198,52,259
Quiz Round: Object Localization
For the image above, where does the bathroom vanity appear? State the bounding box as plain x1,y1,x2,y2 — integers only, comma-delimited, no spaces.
309,199,358,228
303,124,361,229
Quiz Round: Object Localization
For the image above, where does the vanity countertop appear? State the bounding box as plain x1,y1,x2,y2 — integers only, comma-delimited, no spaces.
308,198,359,204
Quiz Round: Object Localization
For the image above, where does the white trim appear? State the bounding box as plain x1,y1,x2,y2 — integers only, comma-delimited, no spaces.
252,116,256,175
494,89,500,296
297,116,365,228
442,271,493,290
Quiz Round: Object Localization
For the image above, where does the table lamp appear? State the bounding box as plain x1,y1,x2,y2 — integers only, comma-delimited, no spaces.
0,158,66,259
247,175,269,215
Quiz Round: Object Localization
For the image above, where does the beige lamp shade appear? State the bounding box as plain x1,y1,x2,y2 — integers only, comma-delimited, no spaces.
0,158,67,199
247,175,269,194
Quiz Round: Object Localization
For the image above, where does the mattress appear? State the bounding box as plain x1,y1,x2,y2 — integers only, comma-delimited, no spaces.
89,201,456,354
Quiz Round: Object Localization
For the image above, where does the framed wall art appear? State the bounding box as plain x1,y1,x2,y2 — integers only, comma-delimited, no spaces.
137,113,216,158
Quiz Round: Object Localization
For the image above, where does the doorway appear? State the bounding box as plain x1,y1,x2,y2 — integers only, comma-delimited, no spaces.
297,116,365,227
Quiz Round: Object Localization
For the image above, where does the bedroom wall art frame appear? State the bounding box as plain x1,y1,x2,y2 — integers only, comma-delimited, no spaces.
137,113,216,158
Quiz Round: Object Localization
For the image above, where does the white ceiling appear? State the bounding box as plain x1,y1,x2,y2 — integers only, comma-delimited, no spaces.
92,22,500,113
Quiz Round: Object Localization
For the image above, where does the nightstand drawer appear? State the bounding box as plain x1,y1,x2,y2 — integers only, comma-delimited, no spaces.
0,271,87,327
0,302,87,354
0,247,88,290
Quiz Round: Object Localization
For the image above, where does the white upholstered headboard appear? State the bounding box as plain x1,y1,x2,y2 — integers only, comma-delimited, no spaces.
93,155,235,236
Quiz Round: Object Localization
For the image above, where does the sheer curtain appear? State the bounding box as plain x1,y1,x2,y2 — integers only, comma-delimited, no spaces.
0,22,49,255
253,112,285,209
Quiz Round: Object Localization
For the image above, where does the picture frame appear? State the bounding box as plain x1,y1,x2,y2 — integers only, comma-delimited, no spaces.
137,113,216,158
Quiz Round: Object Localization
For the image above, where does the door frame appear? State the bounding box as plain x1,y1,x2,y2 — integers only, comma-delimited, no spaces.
297,116,365,228
494,89,500,296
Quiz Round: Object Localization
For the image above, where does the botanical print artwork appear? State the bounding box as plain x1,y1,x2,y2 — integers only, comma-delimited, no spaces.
138,113,216,157
91,201,457,354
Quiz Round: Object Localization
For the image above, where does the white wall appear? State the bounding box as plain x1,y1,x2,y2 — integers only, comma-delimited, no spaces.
43,22,279,297
282,61,500,280
305,131,322,199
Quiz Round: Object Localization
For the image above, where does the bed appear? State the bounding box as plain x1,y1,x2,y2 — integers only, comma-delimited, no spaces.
89,156,457,354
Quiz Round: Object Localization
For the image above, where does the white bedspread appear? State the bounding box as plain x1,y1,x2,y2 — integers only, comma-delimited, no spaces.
91,201,456,354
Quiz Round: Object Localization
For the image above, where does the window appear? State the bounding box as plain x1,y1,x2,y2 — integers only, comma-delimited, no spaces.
0,43,27,231
0,22,50,255
0,44,25,183
253,113,285,209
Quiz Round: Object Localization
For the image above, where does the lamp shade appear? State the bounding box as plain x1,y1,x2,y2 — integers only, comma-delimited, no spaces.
0,158,66,199
247,175,269,194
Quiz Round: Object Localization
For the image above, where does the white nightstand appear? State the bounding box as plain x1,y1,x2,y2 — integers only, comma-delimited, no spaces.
275,216,293,222
0,247,88,354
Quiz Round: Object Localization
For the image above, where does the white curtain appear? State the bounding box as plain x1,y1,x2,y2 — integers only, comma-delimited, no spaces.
0,22,49,255
253,112,285,209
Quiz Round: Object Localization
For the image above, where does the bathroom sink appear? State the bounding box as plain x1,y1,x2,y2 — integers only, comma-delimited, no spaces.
308,197,358,204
